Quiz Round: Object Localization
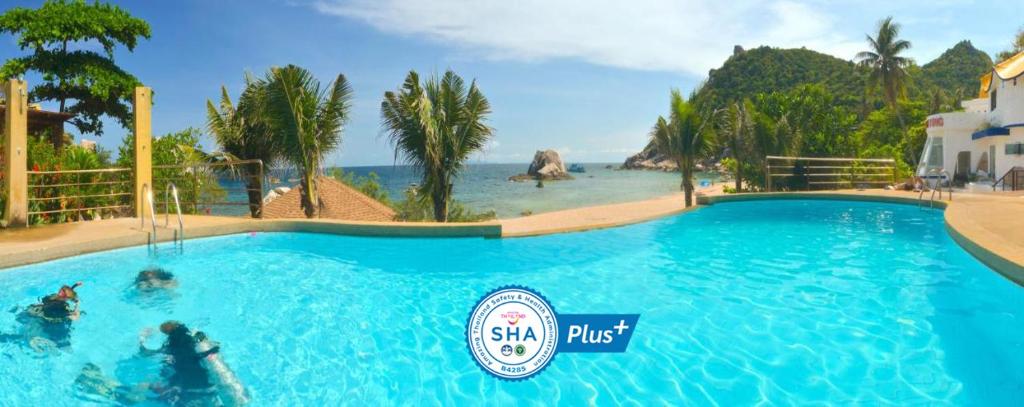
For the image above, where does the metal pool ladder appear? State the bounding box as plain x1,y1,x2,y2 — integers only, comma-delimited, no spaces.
165,182,184,250
918,169,952,209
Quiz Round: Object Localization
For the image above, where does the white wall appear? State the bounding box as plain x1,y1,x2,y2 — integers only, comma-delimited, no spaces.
924,111,985,174
988,75,1024,126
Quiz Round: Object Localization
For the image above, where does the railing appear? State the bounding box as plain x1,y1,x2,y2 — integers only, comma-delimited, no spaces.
918,168,952,209
26,167,134,226
165,182,184,248
765,156,897,192
993,166,1024,191
152,159,264,218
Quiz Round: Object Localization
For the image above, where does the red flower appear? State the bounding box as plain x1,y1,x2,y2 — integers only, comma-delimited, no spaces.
32,163,40,172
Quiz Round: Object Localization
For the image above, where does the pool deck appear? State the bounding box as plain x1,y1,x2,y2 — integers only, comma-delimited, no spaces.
2,188,1024,285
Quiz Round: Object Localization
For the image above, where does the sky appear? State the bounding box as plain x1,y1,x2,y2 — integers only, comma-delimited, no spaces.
2,0,1022,166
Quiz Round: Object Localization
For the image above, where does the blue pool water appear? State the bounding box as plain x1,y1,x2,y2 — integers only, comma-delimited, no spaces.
1,200,1023,405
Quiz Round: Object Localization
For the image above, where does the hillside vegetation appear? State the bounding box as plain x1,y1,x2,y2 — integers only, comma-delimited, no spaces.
628,39,996,189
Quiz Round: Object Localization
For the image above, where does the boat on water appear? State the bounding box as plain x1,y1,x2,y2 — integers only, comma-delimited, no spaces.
568,163,586,173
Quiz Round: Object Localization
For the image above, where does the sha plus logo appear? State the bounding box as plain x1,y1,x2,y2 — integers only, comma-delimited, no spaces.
465,285,640,381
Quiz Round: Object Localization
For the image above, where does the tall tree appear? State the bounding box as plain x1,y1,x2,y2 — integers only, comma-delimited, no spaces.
718,101,754,192
0,0,151,145
651,90,714,207
996,26,1024,62
856,16,911,131
263,65,352,218
381,70,494,222
206,75,278,218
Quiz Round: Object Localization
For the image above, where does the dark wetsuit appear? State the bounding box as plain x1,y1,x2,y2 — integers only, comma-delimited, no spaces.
151,325,220,405
0,295,75,348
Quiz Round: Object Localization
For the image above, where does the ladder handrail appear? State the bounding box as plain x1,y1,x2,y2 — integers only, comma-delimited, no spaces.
165,182,184,245
993,166,1024,191
919,169,952,209
140,183,157,239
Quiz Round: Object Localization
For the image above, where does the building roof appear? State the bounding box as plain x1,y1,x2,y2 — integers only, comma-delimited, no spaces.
0,104,74,135
262,176,396,222
981,50,1024,95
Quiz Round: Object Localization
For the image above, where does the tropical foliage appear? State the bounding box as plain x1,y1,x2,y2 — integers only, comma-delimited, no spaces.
206,77,278,217
678,17,997,192
921,41,993,98
996,26,1024,62
24,134,125,224
856,16,911,132
380,70,494,222
0,0,150,141
391,187,496,222
692,47,868,111
650,90,714,207
261,65,352,218
329,168,390,205
117,128,226,215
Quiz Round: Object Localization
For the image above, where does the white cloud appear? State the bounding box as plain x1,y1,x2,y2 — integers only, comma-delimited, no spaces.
312,0,867,76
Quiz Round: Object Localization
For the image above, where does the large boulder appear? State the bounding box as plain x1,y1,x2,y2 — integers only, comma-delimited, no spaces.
509,149,574,181
622,143,677,171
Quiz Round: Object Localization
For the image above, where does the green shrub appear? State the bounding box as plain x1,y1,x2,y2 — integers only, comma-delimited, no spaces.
393,187,495,222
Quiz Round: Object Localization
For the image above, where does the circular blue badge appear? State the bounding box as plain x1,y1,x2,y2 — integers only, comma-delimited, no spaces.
465,286,558,380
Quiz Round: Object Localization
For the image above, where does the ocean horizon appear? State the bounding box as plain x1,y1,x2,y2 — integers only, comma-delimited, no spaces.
250,163,721,218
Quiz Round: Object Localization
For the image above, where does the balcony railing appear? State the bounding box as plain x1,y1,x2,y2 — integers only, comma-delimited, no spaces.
152,159,265,218
26,167,134,225
766,156,897,192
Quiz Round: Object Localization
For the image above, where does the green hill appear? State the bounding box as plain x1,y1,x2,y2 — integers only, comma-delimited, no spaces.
921,40,993,97
692,46,868,110
690,42,993,112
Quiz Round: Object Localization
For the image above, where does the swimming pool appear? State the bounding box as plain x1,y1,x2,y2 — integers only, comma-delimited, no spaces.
1,199,1022,404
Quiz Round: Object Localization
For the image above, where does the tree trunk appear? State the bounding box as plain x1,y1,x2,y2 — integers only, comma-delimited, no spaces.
683,169,695,207
244,168,262,218
301,173,318,218
679,158,695,207
734,174,742,193
58,40,68,114
431,182,449,222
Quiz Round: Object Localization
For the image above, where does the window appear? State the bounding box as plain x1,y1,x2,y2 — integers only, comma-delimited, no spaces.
1007,143,1024,155
926,137,943,168
991,90,998,111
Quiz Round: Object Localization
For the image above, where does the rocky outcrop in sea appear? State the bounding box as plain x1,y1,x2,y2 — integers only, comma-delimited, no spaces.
622,143,722,172
509,149,574,181
622,143,677,171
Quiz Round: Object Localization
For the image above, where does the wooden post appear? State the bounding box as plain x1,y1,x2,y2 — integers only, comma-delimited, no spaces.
765,158,772,192
133,87,152,218
3,79,29,227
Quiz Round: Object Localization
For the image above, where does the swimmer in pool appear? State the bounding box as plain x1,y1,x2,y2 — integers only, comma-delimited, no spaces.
135,267,178,291
138,321,222,405
0,282,82,351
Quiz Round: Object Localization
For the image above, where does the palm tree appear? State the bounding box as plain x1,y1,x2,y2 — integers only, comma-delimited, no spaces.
263,65,352,218
856,16,911,130
650,90,714,207
206,75,278,217
380,70,494,222
718,101,754,192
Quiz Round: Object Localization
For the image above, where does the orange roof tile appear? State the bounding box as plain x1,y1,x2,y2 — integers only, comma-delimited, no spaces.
262,176,396,221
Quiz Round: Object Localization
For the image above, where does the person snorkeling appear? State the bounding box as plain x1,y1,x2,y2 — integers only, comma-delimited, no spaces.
135,267,178,291
0,282,83,351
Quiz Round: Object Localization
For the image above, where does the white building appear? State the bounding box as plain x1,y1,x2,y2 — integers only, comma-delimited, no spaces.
920,51,1024,188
